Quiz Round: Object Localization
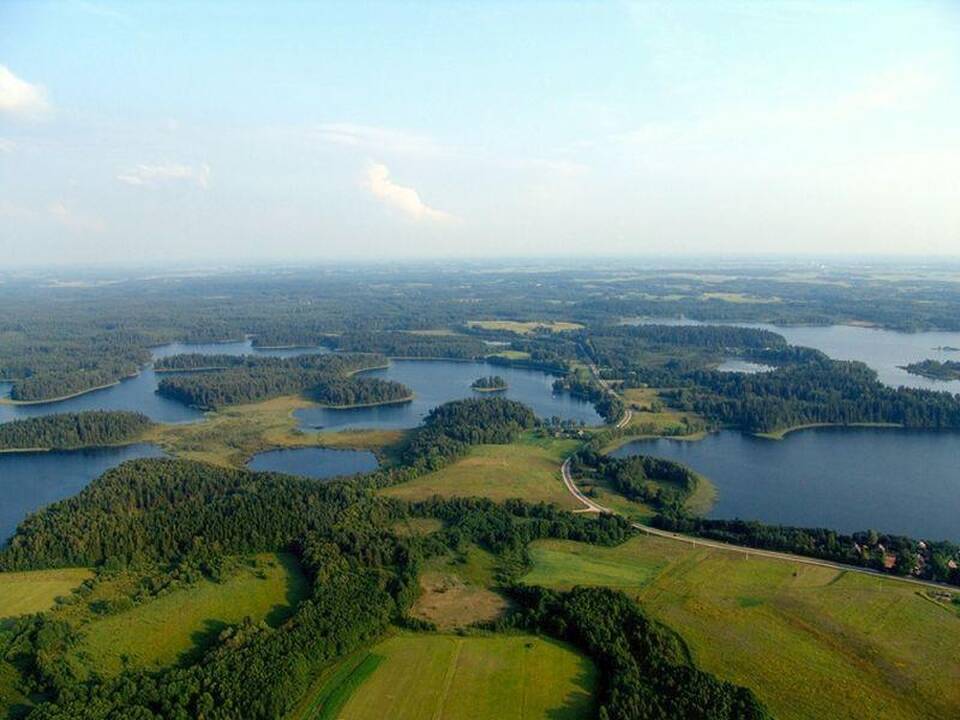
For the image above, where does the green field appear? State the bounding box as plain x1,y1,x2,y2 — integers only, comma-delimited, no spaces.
0,568,92,619
300,634,596,720
411,546,509,629
525,536,960,720
380,434,581,508
66,554,308,678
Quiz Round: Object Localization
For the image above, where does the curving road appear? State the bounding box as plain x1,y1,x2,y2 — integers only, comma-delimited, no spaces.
560,457,958,593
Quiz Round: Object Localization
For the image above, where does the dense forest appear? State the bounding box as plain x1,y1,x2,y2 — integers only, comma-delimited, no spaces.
653,514,960,587
309,377,412,406
553,373,625,423
901,359,960,381
0,411,152,451
325,331,487,359
155,353,388,408
571,449,699,514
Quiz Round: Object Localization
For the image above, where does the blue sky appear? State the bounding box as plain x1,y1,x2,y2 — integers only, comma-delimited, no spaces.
1,1,958,265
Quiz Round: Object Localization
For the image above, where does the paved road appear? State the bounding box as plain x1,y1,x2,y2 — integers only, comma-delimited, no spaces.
614,408,632,429
560,457,958,593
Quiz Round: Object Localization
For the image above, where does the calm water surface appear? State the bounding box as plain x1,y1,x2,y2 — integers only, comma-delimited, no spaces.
0,444,165,542
612,427,960,542
247,447,379,479
295,359,602,430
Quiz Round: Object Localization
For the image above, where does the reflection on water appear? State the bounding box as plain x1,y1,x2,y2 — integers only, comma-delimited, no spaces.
247,447,379,480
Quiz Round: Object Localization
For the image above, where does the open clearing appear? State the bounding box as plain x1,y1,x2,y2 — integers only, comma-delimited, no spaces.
467,320,584,334
411,546,509,629
66,553,308,678
525,535,960,720
380,435,581,508
0,568,92,619
301,634,596,720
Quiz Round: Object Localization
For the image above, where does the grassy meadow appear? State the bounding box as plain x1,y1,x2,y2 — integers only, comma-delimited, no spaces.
410,546,509,629
379,434,581,508
0,568,92,620
295,634,596,720
466,320,583,334
524,535,960,720
65,554,308,678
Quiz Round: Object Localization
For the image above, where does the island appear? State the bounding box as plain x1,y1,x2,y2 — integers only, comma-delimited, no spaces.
471,375,508,392
900,359,960,381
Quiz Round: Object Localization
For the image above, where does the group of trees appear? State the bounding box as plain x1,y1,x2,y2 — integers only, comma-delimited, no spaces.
471,375,507,391
571,449,699,513
309,377,412,406
503,585,770,719
0,411,152,451
553,373,625,423
326,331,488,359
653,514,960,587
901,359,960,381
155,353,390,409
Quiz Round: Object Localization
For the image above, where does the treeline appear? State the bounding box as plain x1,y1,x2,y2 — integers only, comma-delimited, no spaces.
0,411,152,451
310,377,412,406
653,515,960,587
902,359,960,381
553,373,625,423
403,397,537,470
155,353,387,409
668,360,960,433
503,585,770,719
326,331,487,359
571,449,699,513
153,353,250,371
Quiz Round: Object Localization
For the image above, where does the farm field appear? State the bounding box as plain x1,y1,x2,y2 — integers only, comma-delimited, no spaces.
65,553,308,678
299,634,596,720
379,435,581,508
0,568,92,619
410,546,509,629
524,535,960,720
467,320,583,334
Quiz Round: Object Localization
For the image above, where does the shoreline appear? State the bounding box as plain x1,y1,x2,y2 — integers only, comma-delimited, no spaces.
0,375,138,406
314,394,415,410
471,385,508,393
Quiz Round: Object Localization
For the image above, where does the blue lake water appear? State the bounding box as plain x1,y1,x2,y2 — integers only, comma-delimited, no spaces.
247,447,379,479
612,427,960,542
295,359,602,431
0,444,165,543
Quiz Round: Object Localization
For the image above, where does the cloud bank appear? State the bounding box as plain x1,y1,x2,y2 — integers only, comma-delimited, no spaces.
0,65,50,119
365,162,453,222
117,162,211,188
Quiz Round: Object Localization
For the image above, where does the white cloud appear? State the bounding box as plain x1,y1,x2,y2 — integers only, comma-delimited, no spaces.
0,65,51,119
0,138,15,153
365,162,454,222
117,162,211,188
48,201,105,232
317,124,440,155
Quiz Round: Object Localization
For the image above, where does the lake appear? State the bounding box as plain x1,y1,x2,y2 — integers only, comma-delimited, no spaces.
247,447,379,479
295,359,602,431
0,340,330,425
612,427,960,542
623,317,960,392
0,444,165,543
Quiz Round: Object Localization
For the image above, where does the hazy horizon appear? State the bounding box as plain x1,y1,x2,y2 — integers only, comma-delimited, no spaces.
2,1,959,266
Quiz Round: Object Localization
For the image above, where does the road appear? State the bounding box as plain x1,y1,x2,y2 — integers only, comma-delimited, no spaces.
560,457,958,593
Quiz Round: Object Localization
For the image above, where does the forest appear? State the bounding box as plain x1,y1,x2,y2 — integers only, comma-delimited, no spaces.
155,353,388,408
471,375,507,391
0,411,152,451
570,449,699,514
309,377,412,406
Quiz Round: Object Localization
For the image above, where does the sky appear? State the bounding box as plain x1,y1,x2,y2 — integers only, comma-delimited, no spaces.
1,0,959,266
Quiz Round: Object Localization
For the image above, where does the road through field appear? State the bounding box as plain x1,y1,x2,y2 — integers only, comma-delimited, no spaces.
560,457,957,593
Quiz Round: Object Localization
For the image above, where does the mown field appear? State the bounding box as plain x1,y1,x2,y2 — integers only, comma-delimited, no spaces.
65,553,308,678
524,535,960,720
379,434,581,508
410,546,509,629
466,320,583,334
293,634,596,720
0,568,92,619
